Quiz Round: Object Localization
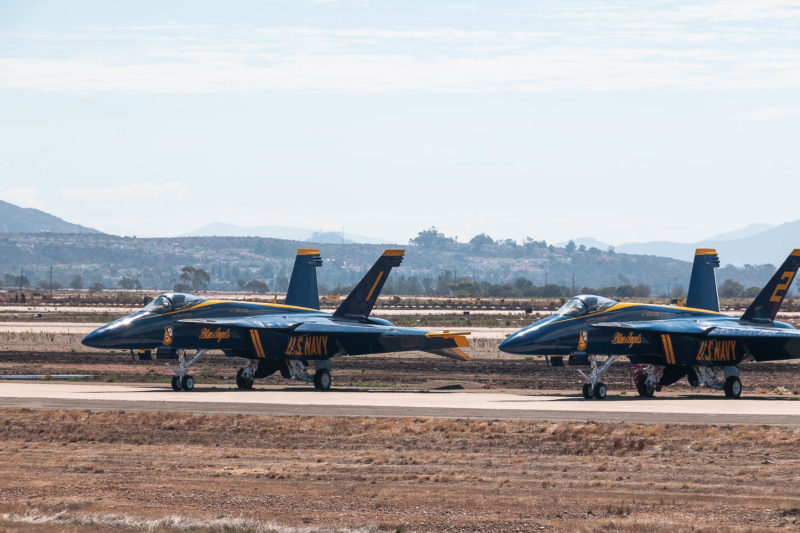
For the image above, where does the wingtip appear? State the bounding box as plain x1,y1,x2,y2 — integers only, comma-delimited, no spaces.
792,249,800,257
695,248,717,255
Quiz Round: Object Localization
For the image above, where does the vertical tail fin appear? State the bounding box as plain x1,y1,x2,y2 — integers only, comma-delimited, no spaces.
285,248,322,309
333,250,404,319
741,249,800,323
685,248,720,311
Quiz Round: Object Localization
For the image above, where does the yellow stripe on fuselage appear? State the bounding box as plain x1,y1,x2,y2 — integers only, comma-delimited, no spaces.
549,302,727,326
141,299,319,320
250,329,265,358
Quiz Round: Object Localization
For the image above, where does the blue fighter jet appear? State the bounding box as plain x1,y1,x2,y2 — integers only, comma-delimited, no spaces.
83,249,470,391
499,249,800,400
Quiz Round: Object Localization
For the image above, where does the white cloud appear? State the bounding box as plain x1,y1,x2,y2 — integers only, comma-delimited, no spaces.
1,2,800,95
61,181,188,201
731,106,800,122
0,187,45,209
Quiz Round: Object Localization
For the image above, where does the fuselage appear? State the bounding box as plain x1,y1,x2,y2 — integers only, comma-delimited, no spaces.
83,295,326,352
499,298,798,365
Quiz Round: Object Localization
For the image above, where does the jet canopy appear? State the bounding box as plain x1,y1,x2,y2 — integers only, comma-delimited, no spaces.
143,293,205,313
555,295,617,317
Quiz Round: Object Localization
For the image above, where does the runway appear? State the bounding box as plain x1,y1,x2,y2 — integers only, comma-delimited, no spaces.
1,381,799,425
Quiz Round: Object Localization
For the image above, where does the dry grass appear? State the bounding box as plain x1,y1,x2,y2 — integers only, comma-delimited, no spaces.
0,409,799,531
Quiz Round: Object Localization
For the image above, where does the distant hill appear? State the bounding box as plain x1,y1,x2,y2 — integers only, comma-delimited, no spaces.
182,222,385,244
616,220,800,266
704,223,774,242
0,200,100,234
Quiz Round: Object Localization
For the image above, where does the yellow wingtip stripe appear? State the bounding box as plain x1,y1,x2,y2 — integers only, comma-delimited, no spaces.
792,249,800,257
695,248,717,255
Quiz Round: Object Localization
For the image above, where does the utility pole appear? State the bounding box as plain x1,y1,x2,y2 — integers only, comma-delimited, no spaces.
19,267,23,293
571,273,576,295
49,265,53,299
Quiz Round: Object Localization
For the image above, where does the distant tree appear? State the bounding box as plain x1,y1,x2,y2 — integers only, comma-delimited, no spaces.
178,266,211,292
4,273,30,287
502,238,517,248
469,233,494,251
119,276,137,290
578,244,586,252
70,275,83,290
236,278,247,290
523,237,547,249
89,282,105,293
253,240,268,256
565,240,576,254
245,279,269,293
719,279,745,298
434,271,453,295
670,285,686,299
409,227,455,249
742,286,761,298
37,279,61,290
274,274,289,292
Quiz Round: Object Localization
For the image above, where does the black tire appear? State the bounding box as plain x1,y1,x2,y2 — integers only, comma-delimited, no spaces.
182,375,194,391
636,376,654,398
314,369,331,391
724,376,742,399
236,368,254,390
582,383,593,399
594,382,607,400
171,376,181,391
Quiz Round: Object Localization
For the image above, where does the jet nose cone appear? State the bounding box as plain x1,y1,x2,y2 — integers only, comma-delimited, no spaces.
82,326,113,348
499,329,535,354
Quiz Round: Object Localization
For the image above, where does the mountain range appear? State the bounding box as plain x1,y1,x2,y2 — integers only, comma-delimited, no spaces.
181,223,386,244
0,200,100,234
561,221,796,267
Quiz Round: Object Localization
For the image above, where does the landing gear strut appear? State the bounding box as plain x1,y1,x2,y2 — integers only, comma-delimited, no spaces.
695,365,742,399
577,355,617,400
168,349,206,391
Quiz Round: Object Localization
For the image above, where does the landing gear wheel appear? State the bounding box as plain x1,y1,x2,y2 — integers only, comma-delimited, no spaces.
236,368,254,390
314,369,331,391
582,383,593,400
182,375,194,391
636,376,655,398
724,376,742,399
593,382,607,400
171,376,181,391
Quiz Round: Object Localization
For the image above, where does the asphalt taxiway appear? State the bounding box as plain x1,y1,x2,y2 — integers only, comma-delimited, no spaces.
1,382,798,426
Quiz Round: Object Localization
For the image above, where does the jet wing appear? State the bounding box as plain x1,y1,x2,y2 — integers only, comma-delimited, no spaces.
177,316,303,330
591,319,718,335
179,316,471,361
593,320,800,339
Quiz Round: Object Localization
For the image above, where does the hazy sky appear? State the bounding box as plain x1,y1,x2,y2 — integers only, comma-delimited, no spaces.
1,1,799,244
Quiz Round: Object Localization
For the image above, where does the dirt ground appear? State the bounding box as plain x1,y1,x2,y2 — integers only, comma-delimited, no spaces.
1,409,799,532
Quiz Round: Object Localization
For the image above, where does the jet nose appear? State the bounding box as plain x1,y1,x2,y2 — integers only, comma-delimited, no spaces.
499,328,536,354
82,326,114,348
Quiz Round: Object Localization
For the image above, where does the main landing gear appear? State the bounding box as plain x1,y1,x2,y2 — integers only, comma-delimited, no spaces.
694,366,742,399
631,365,662,398
169,349,206,391
285,360,332,391
578,354,617,400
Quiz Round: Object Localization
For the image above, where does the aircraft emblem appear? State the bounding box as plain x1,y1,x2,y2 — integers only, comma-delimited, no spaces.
577,330,588,351
163,326,174,346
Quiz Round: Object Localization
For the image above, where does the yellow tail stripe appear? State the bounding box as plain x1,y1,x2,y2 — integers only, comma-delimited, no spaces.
365,271,384,302
667,335,676,365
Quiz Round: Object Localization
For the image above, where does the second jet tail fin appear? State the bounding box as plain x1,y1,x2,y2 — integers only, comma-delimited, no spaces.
285,248,323,309
685,248,720,311
741,249,800,323
333,250,404,320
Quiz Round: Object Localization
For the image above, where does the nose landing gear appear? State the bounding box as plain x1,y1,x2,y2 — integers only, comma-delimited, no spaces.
578,355,617,400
